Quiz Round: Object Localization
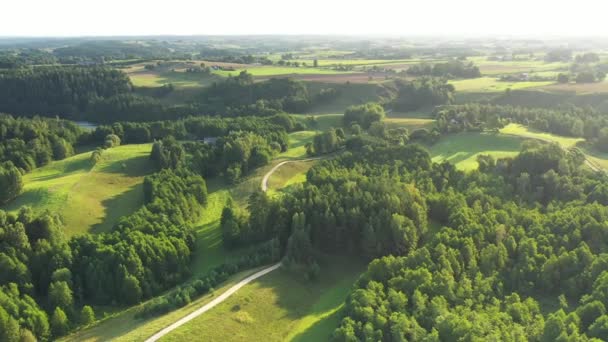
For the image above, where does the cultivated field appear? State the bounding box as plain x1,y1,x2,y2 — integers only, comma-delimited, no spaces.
2,144,153,236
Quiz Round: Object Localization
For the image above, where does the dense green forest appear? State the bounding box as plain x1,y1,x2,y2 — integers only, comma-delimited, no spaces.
4,35,608,342
224,137,608,340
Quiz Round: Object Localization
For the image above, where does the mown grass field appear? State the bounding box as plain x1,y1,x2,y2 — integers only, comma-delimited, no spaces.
2,144,153,237
428,132,524,170
449,77,554,93
162,256,364,342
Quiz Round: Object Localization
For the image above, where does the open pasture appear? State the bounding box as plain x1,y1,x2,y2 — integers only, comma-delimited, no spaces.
2,144,153,237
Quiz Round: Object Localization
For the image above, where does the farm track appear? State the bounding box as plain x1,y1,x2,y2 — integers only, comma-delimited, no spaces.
143,157,325,341
261,157,324,192
144,263,282,342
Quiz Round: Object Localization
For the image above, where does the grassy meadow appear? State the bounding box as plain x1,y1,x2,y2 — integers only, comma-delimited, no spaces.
2,144,153,237
428,132,524,170
162,256,364,342
499,123,584,148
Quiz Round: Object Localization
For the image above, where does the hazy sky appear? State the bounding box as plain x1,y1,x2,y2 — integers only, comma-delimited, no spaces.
2,0,607,37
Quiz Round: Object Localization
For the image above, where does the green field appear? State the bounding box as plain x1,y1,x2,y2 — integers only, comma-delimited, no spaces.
467,57,568,75
61,267,265,342
278,131,317,159
450,77,554,93
213,66,354,77
129,71,220,88
267,160,316,191
499,123,584,148
2,144,153,237
162,256,364,342
385,110,435,131
429,132,524,170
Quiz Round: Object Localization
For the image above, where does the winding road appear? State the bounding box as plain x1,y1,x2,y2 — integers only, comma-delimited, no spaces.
145,158,324,341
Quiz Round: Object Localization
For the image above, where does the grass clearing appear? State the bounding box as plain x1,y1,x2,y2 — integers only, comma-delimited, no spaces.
2,144,153,237
499,123,584,148
162,256,364,342
450,77,554,93
129,71,220,88
279,130,317,159
267,160,316,191
428,132,524,170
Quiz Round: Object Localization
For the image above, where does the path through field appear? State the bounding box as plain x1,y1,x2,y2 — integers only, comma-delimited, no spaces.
145,263,282,342
261,157,324,192
144,157,327,341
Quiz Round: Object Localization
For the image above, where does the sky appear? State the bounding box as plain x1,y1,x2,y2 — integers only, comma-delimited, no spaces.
2,0,607,37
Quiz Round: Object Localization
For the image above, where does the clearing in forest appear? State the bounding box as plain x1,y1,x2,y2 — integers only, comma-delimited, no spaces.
2,144,154,237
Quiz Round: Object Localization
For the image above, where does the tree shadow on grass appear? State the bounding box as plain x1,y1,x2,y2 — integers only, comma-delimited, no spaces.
97,155,155,177
89,183,145,234
290,306,343,342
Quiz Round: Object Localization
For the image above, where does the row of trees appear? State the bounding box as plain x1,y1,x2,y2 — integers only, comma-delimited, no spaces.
392,78,455,111
89,114,293,146
406,60,481,79
0,66,132,118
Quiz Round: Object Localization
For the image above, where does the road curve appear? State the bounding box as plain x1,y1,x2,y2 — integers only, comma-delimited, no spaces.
261,158,323,192
145,158,322,341
145,263,282,342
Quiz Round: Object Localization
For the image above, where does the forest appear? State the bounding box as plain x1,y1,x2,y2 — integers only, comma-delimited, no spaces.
3,34,608,342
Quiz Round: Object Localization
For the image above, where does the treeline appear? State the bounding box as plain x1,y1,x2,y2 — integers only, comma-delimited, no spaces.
0,66,132,118
0,168,208,340
391,78,455,111
89,114,293,145
152,130,284,183
332,142,608,340
200,71,312,115
434,103,608,152
406,60,481,79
